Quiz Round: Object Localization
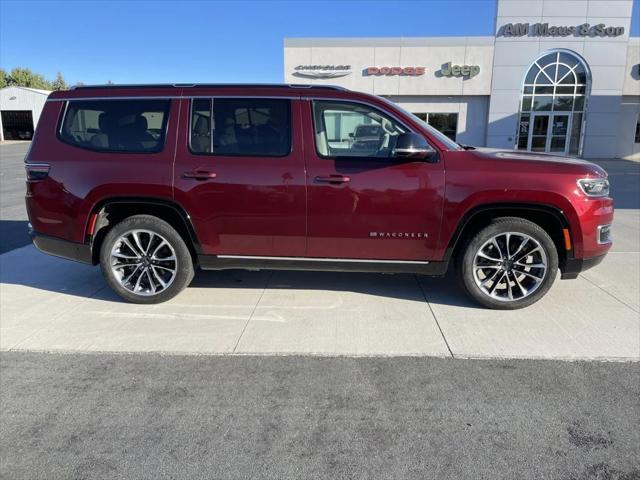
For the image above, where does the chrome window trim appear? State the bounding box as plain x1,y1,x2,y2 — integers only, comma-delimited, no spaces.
48,95,301,103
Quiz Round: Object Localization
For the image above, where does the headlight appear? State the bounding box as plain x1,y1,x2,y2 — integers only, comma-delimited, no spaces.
577,178,609,197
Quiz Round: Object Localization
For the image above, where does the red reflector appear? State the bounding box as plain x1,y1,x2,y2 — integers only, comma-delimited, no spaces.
563,228,572,251
87,213,98,236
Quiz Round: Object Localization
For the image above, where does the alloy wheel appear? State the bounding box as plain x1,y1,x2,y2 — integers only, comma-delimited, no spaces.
110,229,177,296
472,232,548,302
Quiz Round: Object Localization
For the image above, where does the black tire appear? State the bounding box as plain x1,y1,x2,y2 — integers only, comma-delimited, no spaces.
99,214,194,304
457,217,559,310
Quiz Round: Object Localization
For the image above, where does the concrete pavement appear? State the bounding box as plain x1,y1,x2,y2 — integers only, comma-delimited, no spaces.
1,238,638,359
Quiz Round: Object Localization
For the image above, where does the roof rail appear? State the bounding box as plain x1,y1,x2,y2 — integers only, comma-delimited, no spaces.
71,83,348,91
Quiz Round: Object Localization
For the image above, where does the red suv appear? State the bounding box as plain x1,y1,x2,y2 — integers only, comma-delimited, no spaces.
25,84,613,309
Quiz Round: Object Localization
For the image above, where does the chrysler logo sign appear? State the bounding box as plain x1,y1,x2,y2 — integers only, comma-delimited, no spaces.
293,65,352,79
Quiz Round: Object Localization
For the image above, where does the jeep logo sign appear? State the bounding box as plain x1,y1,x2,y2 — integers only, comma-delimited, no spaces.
440,62,480,78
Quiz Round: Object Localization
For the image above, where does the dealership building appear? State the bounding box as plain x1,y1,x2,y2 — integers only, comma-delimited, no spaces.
284,0,640,159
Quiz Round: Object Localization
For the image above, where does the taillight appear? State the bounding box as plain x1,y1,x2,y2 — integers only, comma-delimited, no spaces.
25,163,50,181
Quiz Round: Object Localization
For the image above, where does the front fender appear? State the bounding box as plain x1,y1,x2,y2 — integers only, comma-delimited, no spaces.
437,190,583,259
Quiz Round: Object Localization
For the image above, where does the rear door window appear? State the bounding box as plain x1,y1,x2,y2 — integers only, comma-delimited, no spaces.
189,98,291,157
60,99,170,153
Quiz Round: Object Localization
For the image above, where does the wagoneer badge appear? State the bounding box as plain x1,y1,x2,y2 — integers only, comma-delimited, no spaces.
370,232,428,238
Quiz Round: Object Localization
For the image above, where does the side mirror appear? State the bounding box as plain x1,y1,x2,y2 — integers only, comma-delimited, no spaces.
393,132,436,161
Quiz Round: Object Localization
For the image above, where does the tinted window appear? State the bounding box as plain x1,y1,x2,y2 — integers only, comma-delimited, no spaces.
190,98,291,156
413,113,458,141
312,101,406,158
60,99,170,153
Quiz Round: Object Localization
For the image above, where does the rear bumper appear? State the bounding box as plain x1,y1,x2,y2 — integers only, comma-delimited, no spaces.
30,228,93,265
560,254,606,280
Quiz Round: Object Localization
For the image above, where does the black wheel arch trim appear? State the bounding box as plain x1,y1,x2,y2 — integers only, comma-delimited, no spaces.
444,202,574,265
87,196,202,255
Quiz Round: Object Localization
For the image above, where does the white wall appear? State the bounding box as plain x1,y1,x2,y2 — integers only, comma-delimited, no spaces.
488,0,635,158
284,37,494,96
284,38,493,147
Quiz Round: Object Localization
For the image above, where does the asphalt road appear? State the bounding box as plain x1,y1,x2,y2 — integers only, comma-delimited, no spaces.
1,352,639,480
0,142,30,254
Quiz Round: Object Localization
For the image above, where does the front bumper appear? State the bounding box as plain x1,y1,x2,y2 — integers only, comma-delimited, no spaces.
30,227,93,265
560,254,606,280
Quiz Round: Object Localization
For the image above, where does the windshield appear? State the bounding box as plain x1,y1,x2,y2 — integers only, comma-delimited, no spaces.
378,97,463,151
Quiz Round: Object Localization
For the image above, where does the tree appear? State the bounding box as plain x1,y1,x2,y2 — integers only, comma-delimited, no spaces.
50,72,68,91
6,67,50,89
0,68,75,91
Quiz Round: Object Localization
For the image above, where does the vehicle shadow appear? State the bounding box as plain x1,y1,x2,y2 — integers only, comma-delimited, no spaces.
0,244,480,309
0,220,31,255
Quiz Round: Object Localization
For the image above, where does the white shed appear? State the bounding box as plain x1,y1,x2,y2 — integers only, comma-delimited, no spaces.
0,86,51,141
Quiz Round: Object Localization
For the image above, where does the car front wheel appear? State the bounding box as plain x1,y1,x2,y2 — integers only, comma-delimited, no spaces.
99,215,194,304
459,217,559,310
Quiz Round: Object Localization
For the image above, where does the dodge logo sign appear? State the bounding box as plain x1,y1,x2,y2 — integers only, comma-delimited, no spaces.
366,66,425,76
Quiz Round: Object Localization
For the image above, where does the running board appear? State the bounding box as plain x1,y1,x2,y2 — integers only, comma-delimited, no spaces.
198,254,448,276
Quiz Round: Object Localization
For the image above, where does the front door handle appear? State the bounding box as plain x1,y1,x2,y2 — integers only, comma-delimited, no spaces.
183,169,217,180
314,175,351,185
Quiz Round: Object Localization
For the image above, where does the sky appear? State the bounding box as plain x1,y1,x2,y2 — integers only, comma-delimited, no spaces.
0,0,638,86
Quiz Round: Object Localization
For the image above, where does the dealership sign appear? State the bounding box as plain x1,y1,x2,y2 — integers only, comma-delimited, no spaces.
365,66,425,76
293,65,352,79
440,62,480,78
499,22,624,37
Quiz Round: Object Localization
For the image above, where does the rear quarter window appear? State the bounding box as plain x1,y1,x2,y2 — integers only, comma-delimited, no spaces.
59,99,171,153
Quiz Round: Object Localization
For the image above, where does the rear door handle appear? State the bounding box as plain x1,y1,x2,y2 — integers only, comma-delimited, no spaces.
183,169,217,180
314,175,351,185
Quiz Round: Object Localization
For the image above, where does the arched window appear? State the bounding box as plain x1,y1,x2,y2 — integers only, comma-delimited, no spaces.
516,50,590,156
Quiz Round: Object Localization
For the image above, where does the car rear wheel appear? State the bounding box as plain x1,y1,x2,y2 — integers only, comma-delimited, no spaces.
99,215,194,304
458,217,559,310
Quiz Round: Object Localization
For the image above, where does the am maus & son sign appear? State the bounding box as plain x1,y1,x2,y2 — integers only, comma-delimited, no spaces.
499,23,624,38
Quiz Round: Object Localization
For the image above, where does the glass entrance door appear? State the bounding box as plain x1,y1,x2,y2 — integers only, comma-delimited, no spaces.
528,113,571,154
529,114,549,152
550,114,570,154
